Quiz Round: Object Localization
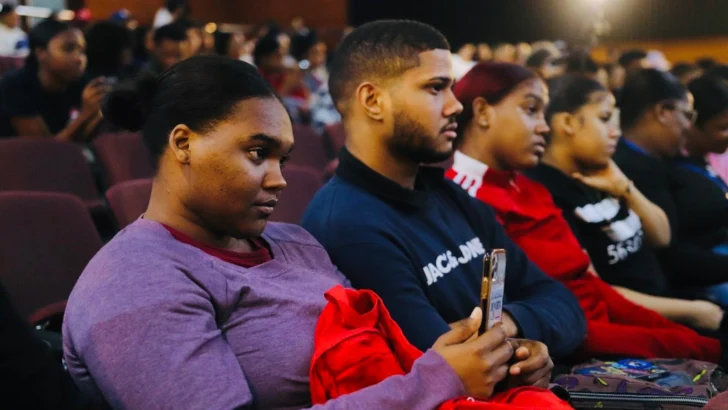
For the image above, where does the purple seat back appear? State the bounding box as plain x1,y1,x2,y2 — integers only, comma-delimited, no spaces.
270,165,323,224
106,178,153,228
0,138,100,202
289,124,329,171
0,192,102,322
92,132,155,187
323,122,346,158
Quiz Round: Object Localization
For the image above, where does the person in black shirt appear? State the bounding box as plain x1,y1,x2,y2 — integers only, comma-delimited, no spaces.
530,74,724,331
0,19,110,140
613,68,728,305
673,76,728,258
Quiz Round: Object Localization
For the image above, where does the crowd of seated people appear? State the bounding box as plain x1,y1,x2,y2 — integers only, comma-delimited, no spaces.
5,9,728,410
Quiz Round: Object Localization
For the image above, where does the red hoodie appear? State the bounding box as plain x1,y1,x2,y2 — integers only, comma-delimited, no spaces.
446,151,721,363
310,285,573,409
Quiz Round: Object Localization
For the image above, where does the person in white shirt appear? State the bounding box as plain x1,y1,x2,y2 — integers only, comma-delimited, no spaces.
0,4,27,57
153,0,189,29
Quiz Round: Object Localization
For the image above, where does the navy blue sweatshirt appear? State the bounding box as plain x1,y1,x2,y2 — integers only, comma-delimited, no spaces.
302,149,586,357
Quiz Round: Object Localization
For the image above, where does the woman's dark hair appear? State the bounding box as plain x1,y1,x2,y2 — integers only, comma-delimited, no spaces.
452,62,537,142
688,75,728,128
26,19,74,69
619,69,687,131
546,74,606,125
102,55,277,165
86,21,133,77
253,34,280,66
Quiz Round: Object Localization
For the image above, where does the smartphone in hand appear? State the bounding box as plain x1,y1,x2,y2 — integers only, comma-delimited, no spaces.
479,249,506,335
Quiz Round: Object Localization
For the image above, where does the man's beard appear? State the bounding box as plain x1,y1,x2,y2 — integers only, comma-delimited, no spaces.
389,109,454,164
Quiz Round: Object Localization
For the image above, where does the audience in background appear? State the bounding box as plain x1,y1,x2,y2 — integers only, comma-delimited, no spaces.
303,20,586,358
535,74,724,328
84,21,135,81
676,76,728,252
646,50,671,72
109,8,139,31
494,43,517,63
213,31,245,60
143,22,188,76
452,43,477,80
618,49,649,78
671,62,702,86
153,0,189,28
477,42,493,61
697,57,719,72
615,69,728,304
526,48,562,80
180,20,203,56
448,63,725,363
515,42,532,65
0,20,109,140
0,3,27,57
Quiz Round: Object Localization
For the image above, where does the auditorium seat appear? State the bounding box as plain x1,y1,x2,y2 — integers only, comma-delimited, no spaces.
106,178,153,229
0,138,104,210
289,124,329,171
0,56,24,77
270,165,323,224
0,192,102,324
322,122,346,159
92,132,155,187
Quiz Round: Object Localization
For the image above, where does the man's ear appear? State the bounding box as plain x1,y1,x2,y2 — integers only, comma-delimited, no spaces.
168,124,194,164
356,82,386,121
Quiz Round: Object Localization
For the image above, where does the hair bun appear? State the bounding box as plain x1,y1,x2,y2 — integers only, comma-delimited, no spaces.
101,75,158,132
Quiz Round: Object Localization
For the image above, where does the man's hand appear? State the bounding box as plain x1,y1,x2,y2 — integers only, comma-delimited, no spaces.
505,339,553,388
501,311,519,338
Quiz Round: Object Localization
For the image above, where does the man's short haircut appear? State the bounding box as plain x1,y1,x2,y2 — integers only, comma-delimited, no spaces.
154,23,187,46
328,20,450,113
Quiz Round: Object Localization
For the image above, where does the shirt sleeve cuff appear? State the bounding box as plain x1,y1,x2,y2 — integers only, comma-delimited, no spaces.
417,349,466,398
503,303,542,342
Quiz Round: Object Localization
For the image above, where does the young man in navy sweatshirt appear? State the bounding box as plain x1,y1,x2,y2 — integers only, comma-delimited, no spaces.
302,20,587,362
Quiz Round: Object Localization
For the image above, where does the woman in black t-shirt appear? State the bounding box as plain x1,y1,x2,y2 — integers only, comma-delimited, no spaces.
0,19,110,140
528,74,724,331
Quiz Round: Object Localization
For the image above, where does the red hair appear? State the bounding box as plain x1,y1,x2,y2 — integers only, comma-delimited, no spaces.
454,62,537,137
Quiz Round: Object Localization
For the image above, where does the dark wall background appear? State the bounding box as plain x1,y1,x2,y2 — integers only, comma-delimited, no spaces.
349,0,728,48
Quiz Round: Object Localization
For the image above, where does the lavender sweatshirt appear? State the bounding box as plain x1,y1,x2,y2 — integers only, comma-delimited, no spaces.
63,219,465,410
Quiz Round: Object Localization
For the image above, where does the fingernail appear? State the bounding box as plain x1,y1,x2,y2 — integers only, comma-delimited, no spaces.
470,307,482,319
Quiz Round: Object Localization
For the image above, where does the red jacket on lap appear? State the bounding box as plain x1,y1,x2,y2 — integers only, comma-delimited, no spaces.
310,285,573,409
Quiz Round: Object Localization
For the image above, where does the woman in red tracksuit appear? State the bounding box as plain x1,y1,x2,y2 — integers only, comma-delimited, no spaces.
445,61,725,364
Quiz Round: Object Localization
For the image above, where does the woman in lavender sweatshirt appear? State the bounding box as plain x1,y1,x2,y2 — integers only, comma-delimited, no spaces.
62,55,523,410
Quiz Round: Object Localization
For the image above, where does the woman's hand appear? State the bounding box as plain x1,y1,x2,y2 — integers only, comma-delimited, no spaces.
433,308,514,398
688,300,724,331
572,160,631,198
